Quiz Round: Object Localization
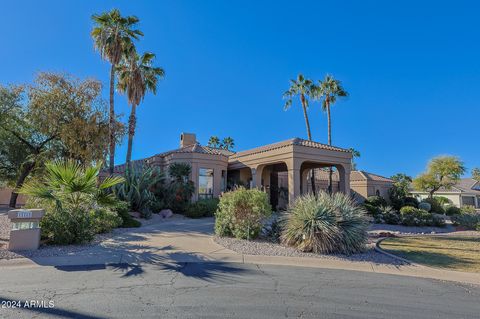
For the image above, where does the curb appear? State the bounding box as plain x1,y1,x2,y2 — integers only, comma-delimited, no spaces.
374,237,415,265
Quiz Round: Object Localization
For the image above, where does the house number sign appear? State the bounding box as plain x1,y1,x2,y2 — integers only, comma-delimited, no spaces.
17,211,32,218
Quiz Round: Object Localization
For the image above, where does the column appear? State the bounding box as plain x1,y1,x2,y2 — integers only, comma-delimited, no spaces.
337,164,351,196
190,162,199,201
251,166,263,189
301,169,310,195
288,168,301,204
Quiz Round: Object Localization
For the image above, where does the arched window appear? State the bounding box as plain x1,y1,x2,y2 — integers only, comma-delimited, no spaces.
375,189,380,197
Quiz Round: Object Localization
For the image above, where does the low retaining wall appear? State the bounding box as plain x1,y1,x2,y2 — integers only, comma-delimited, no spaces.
0,188,26,207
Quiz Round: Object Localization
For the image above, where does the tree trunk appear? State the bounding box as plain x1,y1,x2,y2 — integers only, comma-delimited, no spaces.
125,103,137,171
326,99,333,194
300,94,316,195
9,161,35,208
300,94,312,140
108,64,116,174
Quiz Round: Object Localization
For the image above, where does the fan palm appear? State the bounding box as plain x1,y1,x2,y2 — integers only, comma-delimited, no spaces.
208,136,220,148
117,52,165,169
91,9,143,174
283,74,316,194
312,75,348,192
221,137,234,151
19,160,124,210
349,148,361,170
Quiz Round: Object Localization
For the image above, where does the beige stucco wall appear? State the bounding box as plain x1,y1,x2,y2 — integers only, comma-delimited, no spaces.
162,152,229,201
350,181,393,202
0,188,26,207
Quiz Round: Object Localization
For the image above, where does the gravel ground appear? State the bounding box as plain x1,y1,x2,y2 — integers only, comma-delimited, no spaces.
368,223,456,234
0,213,185,260
214,236,406,265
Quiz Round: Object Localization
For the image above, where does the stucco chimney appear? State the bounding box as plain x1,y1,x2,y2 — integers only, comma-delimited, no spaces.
180,133,197,147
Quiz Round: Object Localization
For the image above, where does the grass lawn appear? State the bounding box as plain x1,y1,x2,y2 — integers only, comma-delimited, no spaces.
380,236,480,273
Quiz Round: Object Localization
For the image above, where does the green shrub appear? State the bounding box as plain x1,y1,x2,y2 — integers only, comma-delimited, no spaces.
90,208,122,234
280,192,369,254
399,206,444,227
445,205,461,216
362,196,386,217
186,198,219,218
434,196,451,206
20,160,124,245
362,203,380,216
403,197,419,208
215,187,271,240
374,206,400,225
114,201,141,228
422,197,445,214
40,207,95,244
461,205,476,214
418,201,432,212
452,212,480,230
364,196,387,207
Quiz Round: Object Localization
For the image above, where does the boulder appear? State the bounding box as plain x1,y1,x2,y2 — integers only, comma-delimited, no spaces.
160,209,173,219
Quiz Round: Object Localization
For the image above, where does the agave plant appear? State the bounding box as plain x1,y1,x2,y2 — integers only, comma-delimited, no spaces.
280,192,368,254
114,167,164,218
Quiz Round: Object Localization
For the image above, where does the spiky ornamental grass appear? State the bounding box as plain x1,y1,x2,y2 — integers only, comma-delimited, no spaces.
280,192,368,255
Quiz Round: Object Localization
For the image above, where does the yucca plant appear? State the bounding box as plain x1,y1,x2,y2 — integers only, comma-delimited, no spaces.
329,192,369,254
280,192,368,254
114,167,164,218
19,160,124,244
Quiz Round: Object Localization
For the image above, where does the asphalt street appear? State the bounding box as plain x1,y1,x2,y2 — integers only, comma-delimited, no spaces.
0,261,478,319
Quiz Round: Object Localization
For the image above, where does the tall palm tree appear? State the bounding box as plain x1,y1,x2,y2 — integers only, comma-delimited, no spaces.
91,9,143,174
221,137,234,151
283,74,316,194
349,148,361,170
117,52,164,170
313,74,348,192
208,136,220,148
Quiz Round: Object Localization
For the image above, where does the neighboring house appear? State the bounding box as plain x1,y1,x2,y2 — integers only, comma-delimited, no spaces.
410,178,480,208
306,169,393,202
114,133,353,209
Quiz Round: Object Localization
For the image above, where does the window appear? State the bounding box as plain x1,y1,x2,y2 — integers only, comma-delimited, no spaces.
199,168,214,199
375,189,380,196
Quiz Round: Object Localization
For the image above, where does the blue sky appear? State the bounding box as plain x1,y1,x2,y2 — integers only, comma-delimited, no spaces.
1,1,479,178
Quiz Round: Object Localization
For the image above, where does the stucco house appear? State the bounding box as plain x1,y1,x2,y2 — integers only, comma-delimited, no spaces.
115,133,353,207
113,133,394,210
410,178,480,209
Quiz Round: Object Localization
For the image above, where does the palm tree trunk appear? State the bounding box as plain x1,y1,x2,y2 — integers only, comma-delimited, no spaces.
300,95,312,140
108,64,116,174
300,94,316,195
125,103,137,171
326,101,333,194
9,161,35,208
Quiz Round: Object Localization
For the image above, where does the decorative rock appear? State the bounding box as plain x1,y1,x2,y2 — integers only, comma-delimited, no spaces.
129,211,141,219
160,209,173,219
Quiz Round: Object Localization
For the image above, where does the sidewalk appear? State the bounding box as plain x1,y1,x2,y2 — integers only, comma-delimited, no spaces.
1,217,479,286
